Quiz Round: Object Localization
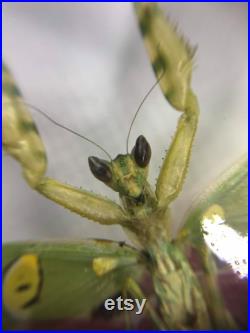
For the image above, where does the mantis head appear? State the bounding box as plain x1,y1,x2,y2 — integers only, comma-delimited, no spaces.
88,135,151,200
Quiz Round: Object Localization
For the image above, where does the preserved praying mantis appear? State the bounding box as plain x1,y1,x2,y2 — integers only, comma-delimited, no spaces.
2,3,247,330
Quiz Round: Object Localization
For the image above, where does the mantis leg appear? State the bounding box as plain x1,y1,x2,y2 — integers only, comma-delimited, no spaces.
156,90,199,209
199,247,238,330
36,177,128,226
134,4,199,211
3,64,128,227
3,64,47,188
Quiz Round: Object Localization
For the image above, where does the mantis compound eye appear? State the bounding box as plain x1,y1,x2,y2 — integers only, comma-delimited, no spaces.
88,156,112,183
132,135,151,168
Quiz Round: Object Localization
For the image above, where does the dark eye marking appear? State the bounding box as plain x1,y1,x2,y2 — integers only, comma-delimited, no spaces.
3,254,44,310
22,258,43,309
16,283,32,292
132,135,151,168
88,156,112,183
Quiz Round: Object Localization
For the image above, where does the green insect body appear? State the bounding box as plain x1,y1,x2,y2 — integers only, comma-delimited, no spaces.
3,3,247,330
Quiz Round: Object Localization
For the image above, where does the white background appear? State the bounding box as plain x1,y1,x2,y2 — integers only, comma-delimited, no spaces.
3,3,247,243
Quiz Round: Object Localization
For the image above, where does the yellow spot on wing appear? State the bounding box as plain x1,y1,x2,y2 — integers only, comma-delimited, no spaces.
202,205,248,278
92,257,119,276
3,254,42,319
202,204,225,222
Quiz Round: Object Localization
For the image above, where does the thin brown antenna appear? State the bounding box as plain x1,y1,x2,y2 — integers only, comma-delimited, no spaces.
24,103,112,160
126,70,165,154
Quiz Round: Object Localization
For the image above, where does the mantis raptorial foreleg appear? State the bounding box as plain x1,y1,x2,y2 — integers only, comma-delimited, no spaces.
37,178,128,225
3,64,128,227
2,64,47,188
134,4,199,211
156,91,199,209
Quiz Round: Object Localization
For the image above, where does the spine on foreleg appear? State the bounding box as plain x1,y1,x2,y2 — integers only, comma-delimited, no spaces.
151,242,211,329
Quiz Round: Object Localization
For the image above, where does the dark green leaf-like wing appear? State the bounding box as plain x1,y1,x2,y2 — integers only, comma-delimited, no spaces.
177,155,248,308
3,240,143,325
178,155,248,247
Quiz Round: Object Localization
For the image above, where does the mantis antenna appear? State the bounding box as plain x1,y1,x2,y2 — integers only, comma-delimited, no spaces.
24,103,112,160
126,69,165,154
